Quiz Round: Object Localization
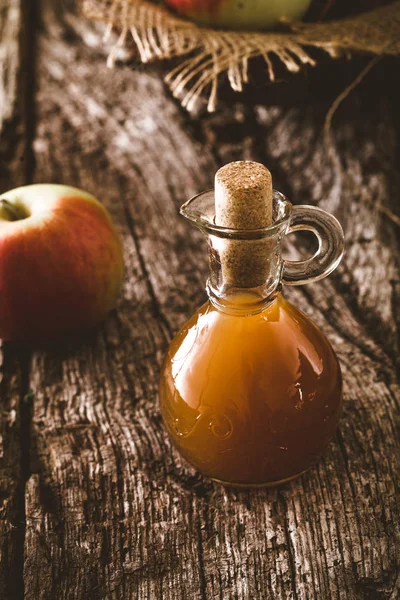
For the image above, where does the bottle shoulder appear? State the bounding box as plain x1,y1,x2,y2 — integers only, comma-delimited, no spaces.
166,294,339,372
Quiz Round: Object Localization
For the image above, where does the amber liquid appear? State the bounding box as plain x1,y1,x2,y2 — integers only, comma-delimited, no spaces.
159,293,342,486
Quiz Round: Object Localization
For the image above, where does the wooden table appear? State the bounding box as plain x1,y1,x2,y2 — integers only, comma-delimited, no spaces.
1,1,399,598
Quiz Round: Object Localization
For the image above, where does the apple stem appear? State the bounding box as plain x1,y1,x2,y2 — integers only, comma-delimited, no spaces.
0,198,26,221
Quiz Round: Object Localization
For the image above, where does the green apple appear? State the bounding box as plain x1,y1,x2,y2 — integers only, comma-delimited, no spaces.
164,0,312,29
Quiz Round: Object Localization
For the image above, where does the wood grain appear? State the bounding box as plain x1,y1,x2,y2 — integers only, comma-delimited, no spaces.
0,349,24,600
0,0,21,131
0,0,399,598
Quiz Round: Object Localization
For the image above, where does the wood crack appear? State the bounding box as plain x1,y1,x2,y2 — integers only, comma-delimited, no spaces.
196,519,208,600
278,491,298,600
121,198,174,343
15,355,33,600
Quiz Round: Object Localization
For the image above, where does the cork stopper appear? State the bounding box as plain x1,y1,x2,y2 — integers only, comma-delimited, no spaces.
215,161,273,229
214,161,273,289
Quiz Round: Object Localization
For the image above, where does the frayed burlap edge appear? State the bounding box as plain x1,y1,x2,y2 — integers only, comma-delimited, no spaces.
83,0,400,111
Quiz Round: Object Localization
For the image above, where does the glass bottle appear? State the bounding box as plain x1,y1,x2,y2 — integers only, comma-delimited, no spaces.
159,187,345,487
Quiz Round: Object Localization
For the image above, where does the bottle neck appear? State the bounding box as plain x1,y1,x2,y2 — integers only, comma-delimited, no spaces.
205,233,283,315
206,257,282,316
206,281,280,315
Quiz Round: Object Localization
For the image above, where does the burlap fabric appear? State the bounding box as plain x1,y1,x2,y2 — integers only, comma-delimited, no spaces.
83,0,400,111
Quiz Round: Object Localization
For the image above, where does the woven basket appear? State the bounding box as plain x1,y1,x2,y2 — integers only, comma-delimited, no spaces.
83,0,400,111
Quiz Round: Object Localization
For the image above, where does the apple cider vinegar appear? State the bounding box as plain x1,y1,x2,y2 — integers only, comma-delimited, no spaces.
160,293,342,485
160,162,344,486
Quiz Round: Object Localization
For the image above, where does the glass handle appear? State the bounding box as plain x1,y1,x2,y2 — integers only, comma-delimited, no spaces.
282,205,345,286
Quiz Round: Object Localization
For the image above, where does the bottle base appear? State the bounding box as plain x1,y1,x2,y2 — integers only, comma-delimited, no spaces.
209,466,311,488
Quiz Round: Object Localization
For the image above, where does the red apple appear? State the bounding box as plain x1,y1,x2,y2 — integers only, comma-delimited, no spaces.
0,184,124,344
164,0,312,30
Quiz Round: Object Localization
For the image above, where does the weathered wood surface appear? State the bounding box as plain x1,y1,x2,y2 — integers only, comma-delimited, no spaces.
1,0,399,598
